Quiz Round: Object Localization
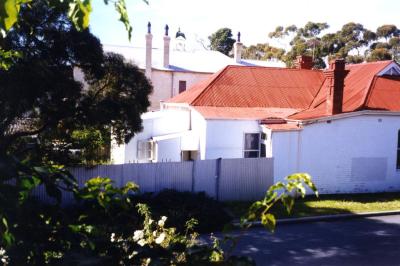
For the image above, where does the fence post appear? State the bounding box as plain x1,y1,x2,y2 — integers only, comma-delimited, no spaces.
191,161,196,193
215,158,222,201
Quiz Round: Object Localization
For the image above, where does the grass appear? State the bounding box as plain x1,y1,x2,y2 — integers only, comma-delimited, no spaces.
224,192,400,220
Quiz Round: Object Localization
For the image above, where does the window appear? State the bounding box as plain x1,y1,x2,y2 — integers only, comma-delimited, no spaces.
179,80,186,93
244,133,260,158
260,143,266,157
397,131,400,169
138,140,154,160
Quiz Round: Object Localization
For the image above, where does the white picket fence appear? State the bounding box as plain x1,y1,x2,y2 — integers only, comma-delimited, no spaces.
34,158,274,203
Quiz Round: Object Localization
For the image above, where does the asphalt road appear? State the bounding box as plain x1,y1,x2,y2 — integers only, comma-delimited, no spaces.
228,214,400,266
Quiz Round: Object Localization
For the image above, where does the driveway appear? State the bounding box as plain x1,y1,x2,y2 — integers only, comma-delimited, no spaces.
227,214,400,266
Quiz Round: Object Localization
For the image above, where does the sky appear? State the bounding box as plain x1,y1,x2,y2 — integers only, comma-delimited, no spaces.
90,0,400,50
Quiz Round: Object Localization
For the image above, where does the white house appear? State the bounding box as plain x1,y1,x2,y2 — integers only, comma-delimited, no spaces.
111,56,400,194
104,23,284,110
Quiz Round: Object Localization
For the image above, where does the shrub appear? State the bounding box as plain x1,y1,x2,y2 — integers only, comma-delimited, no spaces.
140,190,232,233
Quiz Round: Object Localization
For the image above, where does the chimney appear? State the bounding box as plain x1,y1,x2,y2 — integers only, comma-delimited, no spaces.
294,55,313,69
324,59,348,115
234,32,242,63
145,22,153,79
163,24,171,68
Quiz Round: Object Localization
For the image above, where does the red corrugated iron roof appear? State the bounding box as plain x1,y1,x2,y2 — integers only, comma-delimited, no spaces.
365,76,400,110
290,61,394,120
168,61,400,121
192,106,299,120
168,65,325,109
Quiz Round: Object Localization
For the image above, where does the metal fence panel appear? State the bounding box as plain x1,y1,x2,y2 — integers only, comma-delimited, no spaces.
33,158,274,204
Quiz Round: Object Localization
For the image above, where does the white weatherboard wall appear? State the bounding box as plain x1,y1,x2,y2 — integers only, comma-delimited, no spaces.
205,120,260,159
273,114,400,194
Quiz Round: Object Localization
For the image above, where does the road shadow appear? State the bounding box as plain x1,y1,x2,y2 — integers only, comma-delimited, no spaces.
228,213,400,266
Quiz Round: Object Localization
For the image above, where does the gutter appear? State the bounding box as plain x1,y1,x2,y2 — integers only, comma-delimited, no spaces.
287,110,400,126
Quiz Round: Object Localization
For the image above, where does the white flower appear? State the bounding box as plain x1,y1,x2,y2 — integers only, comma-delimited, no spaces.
0,248,9,265
148,219,153,225
133,230,144,241
128,251,138,259
158,216,167,227
137,239,147,247
155,233,166,244
110,233,116,242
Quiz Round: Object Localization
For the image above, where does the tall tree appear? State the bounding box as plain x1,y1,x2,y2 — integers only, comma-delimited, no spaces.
376,24,400,41
0,0,152,202
269,21,330,68
242,43,285,61
268,21,400,68
208,28,236,56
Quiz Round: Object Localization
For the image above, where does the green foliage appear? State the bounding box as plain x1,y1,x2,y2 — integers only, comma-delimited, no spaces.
1,176,255,265
140,190,232,233
0,0,142,40
0,0,148,70
269,21,400,68
0,1,152,167
241,173,318,232
70,127,111,166
0,1,151,262
376,24,400,40
68,0,92,31
242,43,285,61
209,27,236,56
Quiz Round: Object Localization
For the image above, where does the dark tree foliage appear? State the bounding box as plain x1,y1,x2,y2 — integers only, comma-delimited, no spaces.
208,27,236,56
268,21,399,68
0,1,152,167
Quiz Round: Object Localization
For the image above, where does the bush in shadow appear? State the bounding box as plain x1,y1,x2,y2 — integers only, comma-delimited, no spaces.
137,190,233,233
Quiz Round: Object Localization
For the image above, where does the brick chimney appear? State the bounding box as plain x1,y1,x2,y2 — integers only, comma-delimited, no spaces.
163,24,170,68
324,59,348,115
145,22,152,79
294,55,313,70
234,32,242,63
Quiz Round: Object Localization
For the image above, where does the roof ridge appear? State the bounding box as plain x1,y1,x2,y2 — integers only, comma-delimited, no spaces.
358,61,393,109
346,60,393,67
191,65,231,105
226,64,323,72
363,76,379,107
306,76,328,109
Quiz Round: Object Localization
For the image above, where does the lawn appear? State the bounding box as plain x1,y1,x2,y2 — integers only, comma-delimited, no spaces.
225,192,400,220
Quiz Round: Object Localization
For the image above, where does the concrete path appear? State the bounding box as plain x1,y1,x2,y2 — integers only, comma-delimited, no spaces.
229,214,400,266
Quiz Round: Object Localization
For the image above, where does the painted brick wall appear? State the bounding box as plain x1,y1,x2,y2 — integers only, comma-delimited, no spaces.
273,114,400,194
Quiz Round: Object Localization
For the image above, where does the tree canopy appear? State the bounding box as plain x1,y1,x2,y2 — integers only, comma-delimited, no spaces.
244,21,400,69
0,1,152,168
208,28,236,56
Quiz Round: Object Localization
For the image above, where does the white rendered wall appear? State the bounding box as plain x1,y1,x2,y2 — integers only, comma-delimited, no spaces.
191,109,207,160
117,109,191,163
156,138,181,162
273,115,400,194
271,130,300,182
110,140,125,164
205,120,261,159
149,70,211,110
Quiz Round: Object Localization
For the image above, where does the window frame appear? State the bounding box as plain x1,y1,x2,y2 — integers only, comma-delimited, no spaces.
137,140,154,161
178,80,187,93
397,130,400,170
243,133,261,158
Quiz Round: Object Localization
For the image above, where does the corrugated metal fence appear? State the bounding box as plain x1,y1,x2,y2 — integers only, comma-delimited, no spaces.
35,158,274,203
